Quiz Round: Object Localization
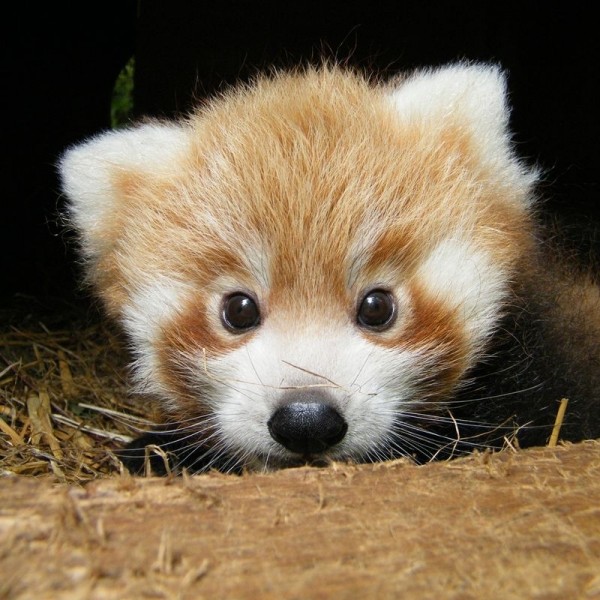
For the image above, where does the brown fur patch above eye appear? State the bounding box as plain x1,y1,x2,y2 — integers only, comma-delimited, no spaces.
180,245,251,285
362,225,418,280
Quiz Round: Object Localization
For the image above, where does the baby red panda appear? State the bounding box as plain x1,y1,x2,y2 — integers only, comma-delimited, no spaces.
60,63,600,473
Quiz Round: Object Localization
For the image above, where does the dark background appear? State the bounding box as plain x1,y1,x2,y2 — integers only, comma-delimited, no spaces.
3,2,598,310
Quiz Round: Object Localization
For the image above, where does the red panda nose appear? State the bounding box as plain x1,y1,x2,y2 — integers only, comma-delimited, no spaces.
268,399,348,455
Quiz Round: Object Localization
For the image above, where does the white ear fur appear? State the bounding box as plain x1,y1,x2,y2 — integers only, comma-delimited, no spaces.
389,63,512,165
59,122,190,260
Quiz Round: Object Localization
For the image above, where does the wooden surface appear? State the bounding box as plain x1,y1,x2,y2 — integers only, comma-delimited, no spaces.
1,441,600,599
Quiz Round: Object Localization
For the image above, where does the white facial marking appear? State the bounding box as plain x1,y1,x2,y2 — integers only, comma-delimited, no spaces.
192,322,424,464
122,276,194,397
416,237,506,343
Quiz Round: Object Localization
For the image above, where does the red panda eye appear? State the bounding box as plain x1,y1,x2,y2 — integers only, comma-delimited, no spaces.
357,290,396,330
221,293,261,332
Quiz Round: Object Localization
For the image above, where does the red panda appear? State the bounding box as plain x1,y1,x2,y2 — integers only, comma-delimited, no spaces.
59,63,600,473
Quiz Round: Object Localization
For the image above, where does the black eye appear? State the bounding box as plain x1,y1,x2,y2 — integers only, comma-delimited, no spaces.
357,289,396,330
222,293,261,332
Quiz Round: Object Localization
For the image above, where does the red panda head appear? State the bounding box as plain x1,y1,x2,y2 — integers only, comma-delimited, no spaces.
60,64,536,470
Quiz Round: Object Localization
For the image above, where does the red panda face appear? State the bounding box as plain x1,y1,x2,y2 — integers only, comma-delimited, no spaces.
60,64,536,470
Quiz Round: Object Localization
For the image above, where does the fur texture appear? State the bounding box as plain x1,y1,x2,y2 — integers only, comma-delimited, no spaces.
60,63,600,472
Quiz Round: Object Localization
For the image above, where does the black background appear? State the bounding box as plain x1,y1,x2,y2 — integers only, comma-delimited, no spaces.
3,2,598,308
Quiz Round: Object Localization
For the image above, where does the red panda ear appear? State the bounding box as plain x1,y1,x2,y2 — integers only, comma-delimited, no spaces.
59,122,190,267
389,63,509,136
388,63,536,199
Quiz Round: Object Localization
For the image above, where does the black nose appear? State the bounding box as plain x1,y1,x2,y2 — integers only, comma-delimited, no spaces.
268,400,348,455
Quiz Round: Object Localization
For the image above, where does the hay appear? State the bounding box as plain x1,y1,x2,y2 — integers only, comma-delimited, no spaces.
0,307,153,482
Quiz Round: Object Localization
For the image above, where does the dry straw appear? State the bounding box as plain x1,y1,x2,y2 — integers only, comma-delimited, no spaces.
0,308,155,482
